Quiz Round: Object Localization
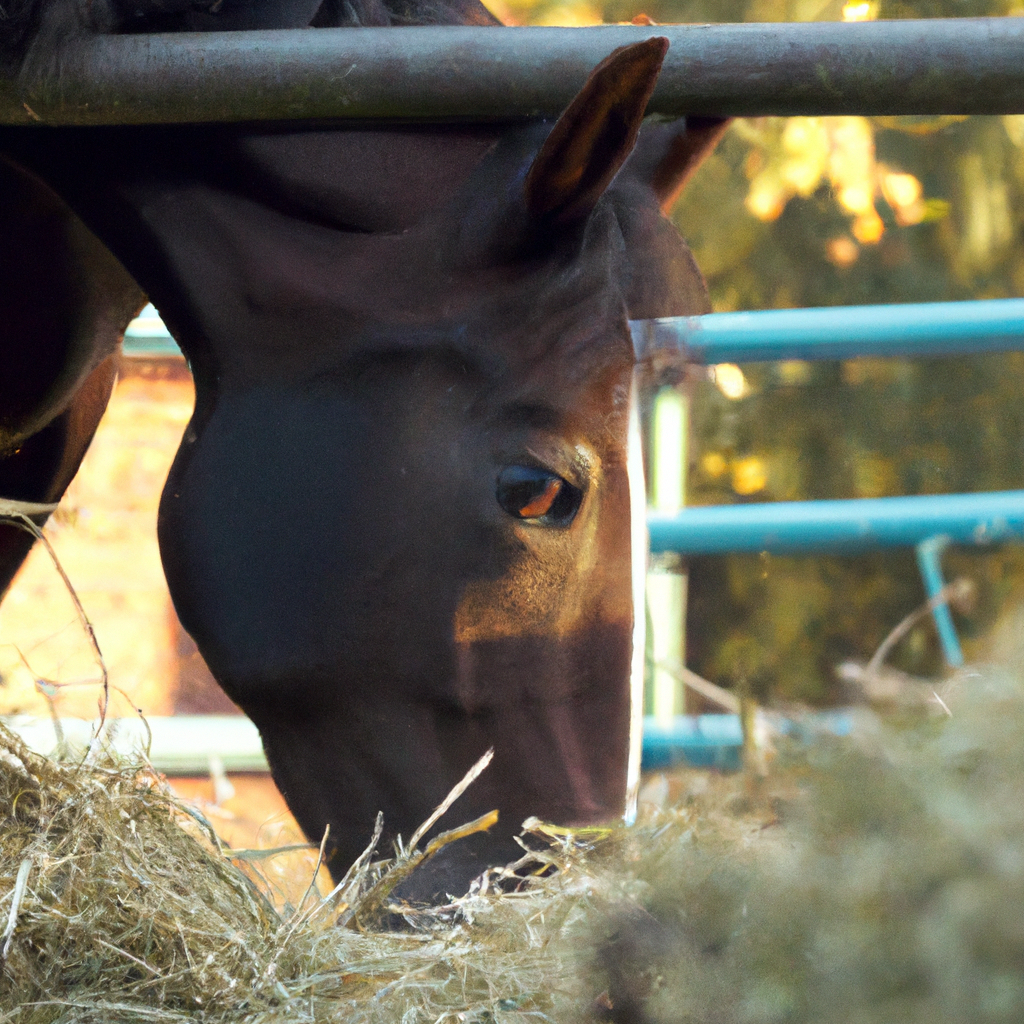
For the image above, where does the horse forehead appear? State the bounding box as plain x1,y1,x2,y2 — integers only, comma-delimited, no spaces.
214,207,632,378
340,290,633,420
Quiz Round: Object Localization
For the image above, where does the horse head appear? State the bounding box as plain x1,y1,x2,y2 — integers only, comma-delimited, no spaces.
153,38,722,891
0,17,722,896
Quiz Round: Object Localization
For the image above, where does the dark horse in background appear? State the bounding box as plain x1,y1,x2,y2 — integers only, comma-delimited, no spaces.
0,0,723,895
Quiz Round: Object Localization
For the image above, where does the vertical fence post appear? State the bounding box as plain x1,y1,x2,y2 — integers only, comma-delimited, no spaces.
915,535,965,669
648,389,688,721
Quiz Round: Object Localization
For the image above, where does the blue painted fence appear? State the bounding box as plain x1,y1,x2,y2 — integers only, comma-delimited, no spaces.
630,297,1024,364
637,296,1024,769
648,490,1024,556
129,298,1024,364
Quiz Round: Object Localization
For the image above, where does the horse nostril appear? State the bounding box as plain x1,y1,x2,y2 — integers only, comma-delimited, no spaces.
495,465,583,526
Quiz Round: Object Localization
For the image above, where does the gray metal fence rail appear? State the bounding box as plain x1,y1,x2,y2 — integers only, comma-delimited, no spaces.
2,19,1024,126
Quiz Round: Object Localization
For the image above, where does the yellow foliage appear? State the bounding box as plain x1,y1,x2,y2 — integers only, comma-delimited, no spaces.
776,360,812,385
744,116,879,231
731,457,768,496
826,235,859,266
530,2,601,23
852,453,899,498
830,116,876,214
841,0,877,20
881,169,926,226
1005,115,1024,149
713,363,750,399
852,209,884,244
882,171,923,208
740,111,939,247
781,118,830,196
745,174,787,222
701,452,729,480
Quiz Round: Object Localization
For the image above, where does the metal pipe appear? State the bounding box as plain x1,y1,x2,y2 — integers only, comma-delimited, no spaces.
631,298,1024,365
130,299,1024,364
915,536,964,669
640,710,853,771
1,713,270,774
2,709,756,774
641,713,743,771
3,19,1024,126
648,490,1024,555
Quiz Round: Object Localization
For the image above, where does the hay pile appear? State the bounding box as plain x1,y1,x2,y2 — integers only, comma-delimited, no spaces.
3,666,1024,1023
0,732,599,1023
617,667,1024,1024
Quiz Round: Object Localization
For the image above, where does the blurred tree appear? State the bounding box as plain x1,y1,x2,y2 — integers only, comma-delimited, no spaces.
676,1,1024,702
486,0,1024,702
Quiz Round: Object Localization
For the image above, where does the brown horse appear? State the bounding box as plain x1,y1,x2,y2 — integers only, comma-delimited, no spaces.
0,0,722,896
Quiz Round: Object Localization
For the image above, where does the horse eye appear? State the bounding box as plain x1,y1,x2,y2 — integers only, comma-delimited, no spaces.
496,466,582,526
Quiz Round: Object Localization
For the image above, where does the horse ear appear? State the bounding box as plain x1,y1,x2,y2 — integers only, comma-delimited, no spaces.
630,117,731,214
524,36,669,226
